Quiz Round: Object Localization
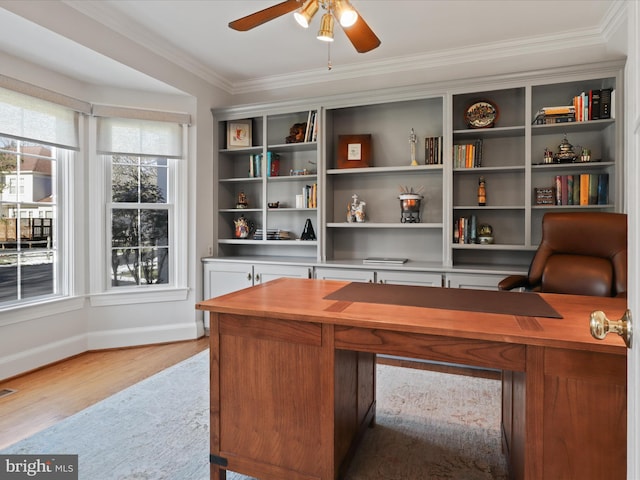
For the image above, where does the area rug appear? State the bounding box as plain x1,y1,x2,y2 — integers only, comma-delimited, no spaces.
2,351,508,479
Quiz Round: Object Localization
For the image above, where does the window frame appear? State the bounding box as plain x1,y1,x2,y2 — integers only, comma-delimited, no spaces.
0,135,74,312
88,116,189,306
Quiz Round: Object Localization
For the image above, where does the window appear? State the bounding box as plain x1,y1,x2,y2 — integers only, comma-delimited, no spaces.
109,154,170,286
0,84,83,308
96,114,187,291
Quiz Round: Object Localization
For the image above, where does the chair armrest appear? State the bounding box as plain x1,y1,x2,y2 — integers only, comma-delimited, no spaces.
498,275,529,291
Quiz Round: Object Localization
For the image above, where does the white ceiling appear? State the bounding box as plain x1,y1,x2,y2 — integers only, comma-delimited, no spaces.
0,0,624,95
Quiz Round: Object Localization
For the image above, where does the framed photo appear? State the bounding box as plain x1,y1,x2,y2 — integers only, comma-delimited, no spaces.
337,134,372,169
227,120,252,149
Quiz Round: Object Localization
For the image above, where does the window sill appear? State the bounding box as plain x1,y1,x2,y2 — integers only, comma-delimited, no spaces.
89,287,190,307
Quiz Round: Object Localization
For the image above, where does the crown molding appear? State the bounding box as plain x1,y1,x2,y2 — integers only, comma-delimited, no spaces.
62,0,627,97
231,27,608,95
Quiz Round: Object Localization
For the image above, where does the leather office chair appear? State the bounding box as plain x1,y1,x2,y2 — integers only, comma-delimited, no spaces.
498,211,627,297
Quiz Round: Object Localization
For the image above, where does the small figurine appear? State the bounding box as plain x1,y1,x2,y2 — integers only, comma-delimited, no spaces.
478,176,486,206
347,193,366,223
409,128,418,166
236,192,248,209
300,218,316,240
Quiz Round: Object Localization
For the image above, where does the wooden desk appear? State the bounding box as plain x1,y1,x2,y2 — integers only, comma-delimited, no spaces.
196,278,627,480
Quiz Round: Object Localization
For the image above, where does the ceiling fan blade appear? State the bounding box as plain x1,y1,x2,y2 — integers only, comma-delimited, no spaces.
229,0,301,31
341,13,381,53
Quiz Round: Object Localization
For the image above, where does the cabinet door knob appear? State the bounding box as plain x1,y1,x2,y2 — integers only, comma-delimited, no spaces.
247,273,252,281
255,274,260,283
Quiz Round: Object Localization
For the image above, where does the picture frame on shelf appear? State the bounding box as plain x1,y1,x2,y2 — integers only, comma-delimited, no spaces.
337,134,372,169
227,119,252,149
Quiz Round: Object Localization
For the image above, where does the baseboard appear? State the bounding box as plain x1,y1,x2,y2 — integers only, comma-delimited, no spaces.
0,334,87,381
87,322,201,350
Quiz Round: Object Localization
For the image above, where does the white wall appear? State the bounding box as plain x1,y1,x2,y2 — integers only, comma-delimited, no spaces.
0,1,230,379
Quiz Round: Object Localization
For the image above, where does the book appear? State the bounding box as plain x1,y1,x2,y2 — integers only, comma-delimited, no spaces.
452,139,482,168
589,174,599,204
580,174,590,205
600,88,613,119
304,110,313,142
363,257,408,265
533,114,576,125
424,136,444,165
597,173,609,204
589,89,601,120
573,176,580,205
267,151,280,177
541,105,575,115
560,175,568,205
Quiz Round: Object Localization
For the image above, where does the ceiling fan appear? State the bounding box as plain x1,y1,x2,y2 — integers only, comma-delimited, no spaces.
228,0,381,54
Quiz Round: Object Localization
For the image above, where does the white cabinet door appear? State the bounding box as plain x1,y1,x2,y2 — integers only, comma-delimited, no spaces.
314,267,375,283
377,270,443,287
203,262,253,299
254,264,311,285
445,273,506,291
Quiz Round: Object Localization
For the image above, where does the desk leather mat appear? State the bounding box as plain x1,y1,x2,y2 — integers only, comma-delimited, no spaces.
324,282,562,319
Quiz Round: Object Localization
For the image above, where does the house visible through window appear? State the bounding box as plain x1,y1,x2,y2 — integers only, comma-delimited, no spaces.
0,83,81,308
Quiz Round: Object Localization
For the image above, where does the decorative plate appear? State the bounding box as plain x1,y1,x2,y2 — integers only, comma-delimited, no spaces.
464,100,498,129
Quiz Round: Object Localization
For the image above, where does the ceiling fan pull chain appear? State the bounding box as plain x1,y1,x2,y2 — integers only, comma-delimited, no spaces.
327,42,332,70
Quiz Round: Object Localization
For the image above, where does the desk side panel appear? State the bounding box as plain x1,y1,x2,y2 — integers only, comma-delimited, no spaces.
217,314,325,479
542,348,627,479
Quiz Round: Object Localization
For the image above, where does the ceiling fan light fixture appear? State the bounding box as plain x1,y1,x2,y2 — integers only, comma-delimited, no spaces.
294,0,319,28
317,12,334,42
334,0,358,27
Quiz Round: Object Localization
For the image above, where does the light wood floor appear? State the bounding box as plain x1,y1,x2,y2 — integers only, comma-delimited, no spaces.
0,337,208,450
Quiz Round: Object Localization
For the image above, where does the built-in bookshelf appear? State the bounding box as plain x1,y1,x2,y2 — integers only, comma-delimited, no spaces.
214,108,322,260
209,62,623,289
323,96,445,265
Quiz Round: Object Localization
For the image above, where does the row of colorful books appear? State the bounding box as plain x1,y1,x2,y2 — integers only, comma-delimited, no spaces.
453,139,483,169
453,215,478,244
532,88,613,125
424,136,444,165
543,173,610,206
248,151,280,177
302,183,317,209
572,88,613,121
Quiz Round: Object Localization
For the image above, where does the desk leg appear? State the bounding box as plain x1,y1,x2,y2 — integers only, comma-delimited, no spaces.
502,346,544,480
210,465,225,480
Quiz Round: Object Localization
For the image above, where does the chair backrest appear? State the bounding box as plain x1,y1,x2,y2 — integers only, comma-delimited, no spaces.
528,212,627,297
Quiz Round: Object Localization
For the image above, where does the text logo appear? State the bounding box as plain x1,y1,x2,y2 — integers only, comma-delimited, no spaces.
0,455,77,480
